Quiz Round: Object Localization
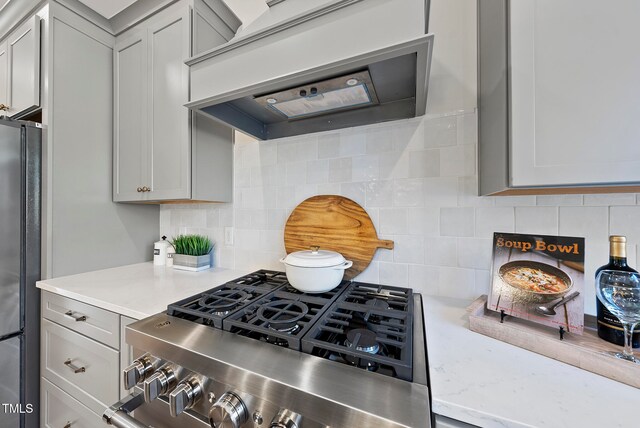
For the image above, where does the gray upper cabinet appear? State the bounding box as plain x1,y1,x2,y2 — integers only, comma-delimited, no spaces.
6,15,40,117
114,0,236,203
479,0,640,195
0,40,8,108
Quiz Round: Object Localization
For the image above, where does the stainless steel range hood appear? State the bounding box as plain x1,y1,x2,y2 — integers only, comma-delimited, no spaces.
186,0,434,140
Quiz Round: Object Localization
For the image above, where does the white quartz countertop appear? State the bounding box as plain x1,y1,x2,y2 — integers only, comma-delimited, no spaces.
36,262,251,319
424,296,639,428
37,264,639,427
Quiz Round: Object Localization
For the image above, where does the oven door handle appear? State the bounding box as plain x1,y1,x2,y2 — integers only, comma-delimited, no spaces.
103,391,151,428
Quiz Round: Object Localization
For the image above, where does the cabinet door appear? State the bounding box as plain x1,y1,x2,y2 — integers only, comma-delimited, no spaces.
0,40,8,109
41,378,102,428
510,0,640,187
147,8,191,200
114,30,149,202
7,15,40,117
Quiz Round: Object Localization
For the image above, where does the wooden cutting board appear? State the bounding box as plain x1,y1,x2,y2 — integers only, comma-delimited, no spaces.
284,195,394,280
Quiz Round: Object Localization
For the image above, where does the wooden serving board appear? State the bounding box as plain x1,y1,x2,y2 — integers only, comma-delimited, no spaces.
284,195,394,280
468,295,640,389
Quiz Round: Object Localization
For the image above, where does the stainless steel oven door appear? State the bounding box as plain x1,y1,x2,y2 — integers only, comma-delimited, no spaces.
103,391,209,428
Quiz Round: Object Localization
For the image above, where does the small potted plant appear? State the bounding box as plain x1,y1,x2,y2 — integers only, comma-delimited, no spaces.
170,234,214,271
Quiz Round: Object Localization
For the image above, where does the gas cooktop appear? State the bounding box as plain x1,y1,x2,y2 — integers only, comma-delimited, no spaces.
167,270,415,381
106,270,430,428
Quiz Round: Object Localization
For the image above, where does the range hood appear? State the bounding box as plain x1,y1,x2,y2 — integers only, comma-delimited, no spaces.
186,0,434,140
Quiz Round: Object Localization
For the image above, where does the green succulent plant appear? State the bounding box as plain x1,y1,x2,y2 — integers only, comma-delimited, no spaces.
170,234,213,256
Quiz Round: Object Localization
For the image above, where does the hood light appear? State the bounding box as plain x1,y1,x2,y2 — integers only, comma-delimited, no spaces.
346,78,358,86
267,98,277,104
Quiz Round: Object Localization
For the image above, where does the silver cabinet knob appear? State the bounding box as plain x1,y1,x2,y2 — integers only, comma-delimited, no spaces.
208,392,248,428
143,366,176,402
169,378,203,417
270,409,301,428
142,186,151,192
123,356,155,390
137,187,143,192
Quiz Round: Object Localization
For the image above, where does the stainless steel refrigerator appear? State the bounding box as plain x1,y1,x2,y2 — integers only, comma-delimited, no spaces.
0,118,41,428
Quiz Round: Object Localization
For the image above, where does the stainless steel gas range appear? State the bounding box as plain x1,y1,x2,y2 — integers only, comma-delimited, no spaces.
103,271,431,428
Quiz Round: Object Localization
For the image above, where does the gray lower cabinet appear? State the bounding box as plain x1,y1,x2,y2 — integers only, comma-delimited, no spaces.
113,0,236,204
41,291,131,423
41,378,103,428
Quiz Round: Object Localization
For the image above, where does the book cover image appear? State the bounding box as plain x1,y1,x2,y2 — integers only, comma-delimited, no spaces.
488,232,586,334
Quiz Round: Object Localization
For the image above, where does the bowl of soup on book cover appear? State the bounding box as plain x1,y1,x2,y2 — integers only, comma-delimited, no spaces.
498,260,573,303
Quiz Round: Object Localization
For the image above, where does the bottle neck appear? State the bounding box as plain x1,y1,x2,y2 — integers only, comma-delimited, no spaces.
609,255,629,268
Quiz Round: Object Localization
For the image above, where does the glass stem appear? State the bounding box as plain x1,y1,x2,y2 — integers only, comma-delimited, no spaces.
622,322,635,358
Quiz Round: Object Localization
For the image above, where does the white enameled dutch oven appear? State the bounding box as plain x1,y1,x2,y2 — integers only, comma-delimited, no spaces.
280,247,353,293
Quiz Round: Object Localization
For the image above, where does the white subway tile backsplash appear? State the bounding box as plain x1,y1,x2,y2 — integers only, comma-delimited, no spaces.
379,262,408,286
366,126,395,154
457,238,492,270
457,112,477,146
365,180,393,207
409,149,440,178
328,158,352,183
475,207,514,238
352,155,379,182
440,207,474,237
424,115,457,148
380,208,408,235
559,206,609,243
537,195,583,206
424,177,459,207
583,193,636,206
306,159,329,184
424,237,457,267
439,267,476,299
610,206,640,243
393,178,425,207
393,235,425,264
494,195,536,207
440,144,475,177
474,269,491,296
341,182,367,207
164,110,640,302
317,133,340,159
405,207,437,237
515,206,558,235
408,264,440,295
457,177,494,207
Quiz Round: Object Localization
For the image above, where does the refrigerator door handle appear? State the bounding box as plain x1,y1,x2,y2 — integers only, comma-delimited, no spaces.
64,310,87,322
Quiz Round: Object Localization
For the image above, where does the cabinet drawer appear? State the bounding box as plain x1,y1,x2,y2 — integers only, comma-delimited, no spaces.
42,291,119,348
42,319,119,415
41,377,102,428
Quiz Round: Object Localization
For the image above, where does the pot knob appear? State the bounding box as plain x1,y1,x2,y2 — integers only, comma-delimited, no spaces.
143,366,176,402
270,409,301,428
123,356,155,390
169,378,203,417
208,392,248,428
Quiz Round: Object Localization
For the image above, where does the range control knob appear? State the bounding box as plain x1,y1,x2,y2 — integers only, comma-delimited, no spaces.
208,392,248,428
269,409,301,428
123,356,155,390
143,366,177,402
169,378,203,417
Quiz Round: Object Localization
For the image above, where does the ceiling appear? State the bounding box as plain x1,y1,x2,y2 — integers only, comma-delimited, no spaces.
77,0,138,19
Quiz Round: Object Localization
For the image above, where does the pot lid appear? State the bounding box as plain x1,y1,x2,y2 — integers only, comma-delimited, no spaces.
283,247,346,268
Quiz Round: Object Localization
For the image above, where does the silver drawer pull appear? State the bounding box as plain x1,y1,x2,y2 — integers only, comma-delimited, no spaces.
64,310,86,322
64,359,86,373
63,422,71,428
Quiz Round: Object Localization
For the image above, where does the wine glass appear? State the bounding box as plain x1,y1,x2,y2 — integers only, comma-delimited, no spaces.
595,270,640,363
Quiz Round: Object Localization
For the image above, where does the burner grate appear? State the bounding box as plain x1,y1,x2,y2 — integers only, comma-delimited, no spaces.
167,270,288,328
301,282,414,381
223,281,349,349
